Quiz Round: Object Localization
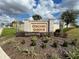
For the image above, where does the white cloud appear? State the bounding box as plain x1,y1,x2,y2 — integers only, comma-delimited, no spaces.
45,11,56,19
33,0,59,19
0,0,73,20
74,1,79,10
0,0,37,25
0,0,79,21
0,0,36,15
61,0,79,10
0,14,15,25
28,17,33,20
0,0,78,15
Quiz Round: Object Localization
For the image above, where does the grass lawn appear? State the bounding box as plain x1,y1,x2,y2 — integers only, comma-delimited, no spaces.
63,27,74,32
1,28,16,37
66,28,79,39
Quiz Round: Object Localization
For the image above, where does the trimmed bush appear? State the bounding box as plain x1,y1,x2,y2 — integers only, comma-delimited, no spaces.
46,54,53,59
54,29,60,37
42,39,49,43
70,39,77,46
40,43,47,49
21,40,25,45
50,42,58,48
61,41,68,47
31,36,38,41
30,41,36,46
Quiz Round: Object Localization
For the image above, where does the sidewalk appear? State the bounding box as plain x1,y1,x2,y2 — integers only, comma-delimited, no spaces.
0,47,10,59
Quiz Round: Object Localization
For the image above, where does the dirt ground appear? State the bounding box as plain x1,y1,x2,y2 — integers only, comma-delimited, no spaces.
1,36,74,59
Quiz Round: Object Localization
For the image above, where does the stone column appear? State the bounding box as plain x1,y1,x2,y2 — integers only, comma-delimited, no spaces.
48,19,50,32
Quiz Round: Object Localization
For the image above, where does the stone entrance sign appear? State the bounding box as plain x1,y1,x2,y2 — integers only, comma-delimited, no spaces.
24,20,59,32
31,22,48,32
24,21,48,32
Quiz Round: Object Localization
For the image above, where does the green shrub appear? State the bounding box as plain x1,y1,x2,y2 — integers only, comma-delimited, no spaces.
40,43,47,49
30,41,36,46
31,36,38,41
50,42,58,48
54,29,60,37
70,39,77,46
61,41,68,47
46,54,53,59
42,39,49,43
41,37,49,43
30,36,37,46
46,54,61,59
63,53,69,58
65,47,79,59
21,40,25,45
16,46,29,54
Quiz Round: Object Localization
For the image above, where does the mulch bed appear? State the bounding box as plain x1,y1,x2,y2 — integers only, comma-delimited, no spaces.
1,36,74,59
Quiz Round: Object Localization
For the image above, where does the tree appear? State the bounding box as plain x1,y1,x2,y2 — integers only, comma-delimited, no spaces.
61,10,77,28
32,14,42,20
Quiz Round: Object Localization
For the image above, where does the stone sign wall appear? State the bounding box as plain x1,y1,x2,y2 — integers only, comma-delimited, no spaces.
24,20,59,32
31,22,48,32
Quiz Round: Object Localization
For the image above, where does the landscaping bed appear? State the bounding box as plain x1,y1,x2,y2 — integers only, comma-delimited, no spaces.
1,36,79,59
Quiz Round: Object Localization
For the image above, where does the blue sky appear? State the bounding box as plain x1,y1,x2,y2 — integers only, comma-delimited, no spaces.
0,0,79,24
53,0,62,4
16,0,62,19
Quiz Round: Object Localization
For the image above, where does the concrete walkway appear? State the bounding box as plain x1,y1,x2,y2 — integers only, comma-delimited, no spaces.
0,28,11,59
0,47,10,59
